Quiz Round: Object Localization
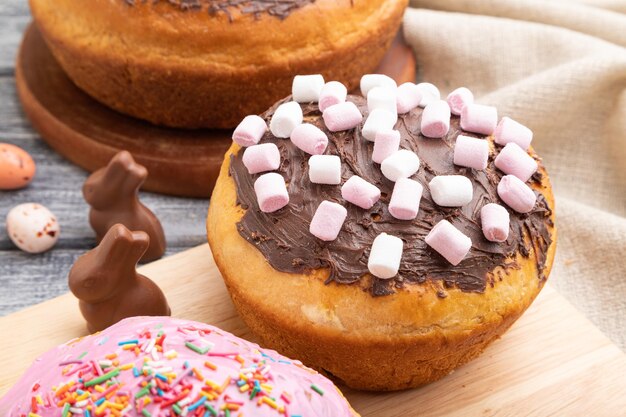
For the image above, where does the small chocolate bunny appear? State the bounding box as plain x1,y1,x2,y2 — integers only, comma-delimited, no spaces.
83,151,166,262
68,224,171,333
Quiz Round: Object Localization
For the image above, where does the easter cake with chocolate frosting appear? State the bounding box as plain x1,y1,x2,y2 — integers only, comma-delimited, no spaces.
28,0,408,128
207,76,556,390
0,316,359,416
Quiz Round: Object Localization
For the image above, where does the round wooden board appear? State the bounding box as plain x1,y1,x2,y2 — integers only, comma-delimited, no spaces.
15,24,416,198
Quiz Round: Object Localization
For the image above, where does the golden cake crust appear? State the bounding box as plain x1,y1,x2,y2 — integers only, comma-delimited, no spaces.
28,0,408,128
207,138,556,391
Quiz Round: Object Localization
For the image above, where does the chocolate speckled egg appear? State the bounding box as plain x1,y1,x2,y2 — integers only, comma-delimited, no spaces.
0,143,36,190
6,203,60,253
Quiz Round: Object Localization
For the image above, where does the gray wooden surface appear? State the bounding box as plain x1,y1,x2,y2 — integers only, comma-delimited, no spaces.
0,2,209,314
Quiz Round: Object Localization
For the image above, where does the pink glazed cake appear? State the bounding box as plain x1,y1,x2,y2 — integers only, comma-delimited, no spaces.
0,317,358,416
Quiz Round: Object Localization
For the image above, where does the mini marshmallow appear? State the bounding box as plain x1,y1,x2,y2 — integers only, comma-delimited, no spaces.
232,115,267,147
480,203,510,242
389,178,423,220
495,117,533,150
319,81,348,112
270,101,303,138
396,82,422,114
368,233,403,279
372,129,401,164
429,175,473,207
460,103,498,135
381,150,420,182
309,200,348,241
368,86,398,115
494,142,538,182
416,82,440,107
453,135,489,170
341,175,381,209
425,220,472,266
446,87,474,116
308,155,342,185
421,100,451,138
497,175,537,213
360,74,397,97
322,101,363,132
362,109,397,142
292,74,325,103
290,123,328,155
242,143,280,174
254,173,289,213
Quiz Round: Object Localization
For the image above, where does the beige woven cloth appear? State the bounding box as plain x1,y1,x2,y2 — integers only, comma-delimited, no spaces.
404,0,626,349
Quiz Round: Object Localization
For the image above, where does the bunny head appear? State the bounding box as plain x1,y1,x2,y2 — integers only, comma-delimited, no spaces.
83,151,148,210
69,224,150,303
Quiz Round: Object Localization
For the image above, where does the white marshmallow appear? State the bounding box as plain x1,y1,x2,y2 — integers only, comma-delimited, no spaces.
362,109,397,142
319,81,348,112
396,82,422,114
360,74,397,97
416,83,441,107
367,233,403,279
429,175,473,207
269,101,303,138
381,150,420,182
308,155,342,185
292,75,325,103
367,86,398,116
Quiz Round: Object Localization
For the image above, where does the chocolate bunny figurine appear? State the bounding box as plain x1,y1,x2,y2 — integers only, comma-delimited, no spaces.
69,224,171,333
83,151,166,262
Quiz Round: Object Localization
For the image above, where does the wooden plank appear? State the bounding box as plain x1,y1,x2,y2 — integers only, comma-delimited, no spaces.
0,244,625,416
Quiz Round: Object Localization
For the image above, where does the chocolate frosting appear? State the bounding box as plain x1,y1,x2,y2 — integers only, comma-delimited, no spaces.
125,0,317,20
229,96,553,297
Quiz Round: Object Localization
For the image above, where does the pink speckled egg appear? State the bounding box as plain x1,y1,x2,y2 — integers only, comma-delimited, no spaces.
0,143,36,190
6,203,60,253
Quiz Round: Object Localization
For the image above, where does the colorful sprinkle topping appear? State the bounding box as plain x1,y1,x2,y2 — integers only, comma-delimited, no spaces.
2,317,352,417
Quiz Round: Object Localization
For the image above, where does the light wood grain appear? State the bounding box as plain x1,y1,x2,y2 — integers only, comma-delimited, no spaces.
0,244,625,416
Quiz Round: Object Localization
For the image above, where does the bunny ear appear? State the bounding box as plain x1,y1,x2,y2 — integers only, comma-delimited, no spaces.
109,150,135,168
108,151,147,188
130,231,150,258
98,224,135,260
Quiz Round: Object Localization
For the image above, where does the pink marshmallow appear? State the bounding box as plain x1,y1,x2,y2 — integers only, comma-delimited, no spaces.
322,101,363,132
425,219,472,266
494,142,538,182
389,178,423,220
480,203,510,242
254,173,289,213
242,143,280,174
453,135,489,170
495,117,533,150
497,175,537,213
232,115,267,147
446,87,474,116
372,129,401,164
396,82,422,114
461,103,498,135
309,200,348,241
421,100,451,138
341,175,381,209
319,81,348,112
290,123,328,155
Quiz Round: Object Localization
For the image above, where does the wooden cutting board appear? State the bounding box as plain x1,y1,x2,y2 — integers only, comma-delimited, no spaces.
1,244,625,415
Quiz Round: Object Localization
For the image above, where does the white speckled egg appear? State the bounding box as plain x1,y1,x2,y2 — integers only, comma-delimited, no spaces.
6,203,60,253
